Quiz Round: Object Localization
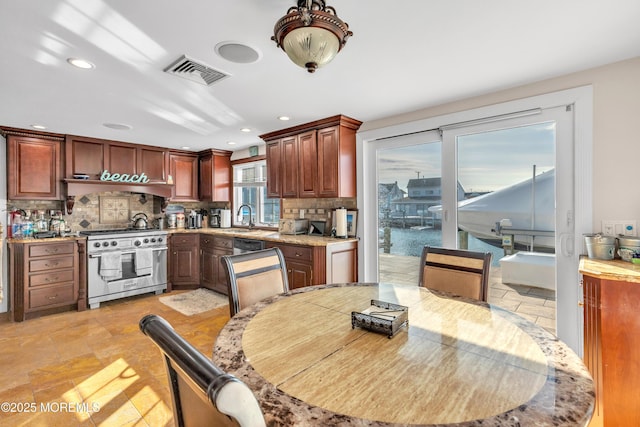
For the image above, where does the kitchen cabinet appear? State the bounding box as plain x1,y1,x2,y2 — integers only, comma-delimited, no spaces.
65,135,169,182
198,149,232,202
200,235,233,294
168,233,200,289
582,272,640,427
169,152,198,201
266,241,358,289
260,115,362,199
7,133,63,200
8,239,85,321
266,140,283,198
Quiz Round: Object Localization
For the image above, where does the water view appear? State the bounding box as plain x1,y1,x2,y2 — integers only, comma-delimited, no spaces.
381,227,505,266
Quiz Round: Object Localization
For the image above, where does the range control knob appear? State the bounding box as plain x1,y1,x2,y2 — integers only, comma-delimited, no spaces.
102,241,109,247
151,238,156,243
158,237,163,243
134,240,142,247
143,238,149,244
110,241,117,246
94,242,101,248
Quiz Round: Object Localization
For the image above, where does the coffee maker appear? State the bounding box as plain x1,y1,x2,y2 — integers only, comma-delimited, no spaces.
210,208,221,228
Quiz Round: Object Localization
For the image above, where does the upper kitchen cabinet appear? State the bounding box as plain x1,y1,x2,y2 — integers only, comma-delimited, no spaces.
260,115,362,199
6,131,64,200
169,151,198,201
198,149,232,202
65,135,169,183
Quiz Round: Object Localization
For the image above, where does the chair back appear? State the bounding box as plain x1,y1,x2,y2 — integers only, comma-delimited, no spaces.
221,247,289,317
139,314,265,427
418,246,492,301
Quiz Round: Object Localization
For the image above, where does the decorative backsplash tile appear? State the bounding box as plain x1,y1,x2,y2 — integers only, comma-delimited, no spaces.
99,196,131,224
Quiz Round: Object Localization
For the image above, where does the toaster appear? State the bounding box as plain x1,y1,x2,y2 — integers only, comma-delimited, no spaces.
279,218,309,235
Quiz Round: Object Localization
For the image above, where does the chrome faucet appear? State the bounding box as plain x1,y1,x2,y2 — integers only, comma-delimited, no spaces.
237,204,254,229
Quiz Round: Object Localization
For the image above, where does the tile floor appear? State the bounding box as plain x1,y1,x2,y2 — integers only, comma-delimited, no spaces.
0,293,231,427
0,257,556,426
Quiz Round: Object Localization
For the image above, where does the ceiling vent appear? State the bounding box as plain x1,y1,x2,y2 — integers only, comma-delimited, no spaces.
163,55,229,86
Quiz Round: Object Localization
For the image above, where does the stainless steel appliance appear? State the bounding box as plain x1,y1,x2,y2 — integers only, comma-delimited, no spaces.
233,237,265,254
81,229,168,309
210,208,221,227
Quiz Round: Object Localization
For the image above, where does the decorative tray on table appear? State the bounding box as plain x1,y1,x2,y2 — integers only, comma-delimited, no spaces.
351,299,408,338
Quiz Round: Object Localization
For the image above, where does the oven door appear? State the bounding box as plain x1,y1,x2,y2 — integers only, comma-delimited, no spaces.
87,248,168,307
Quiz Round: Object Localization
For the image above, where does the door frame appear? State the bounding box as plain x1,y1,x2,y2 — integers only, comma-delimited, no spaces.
357,85,593,354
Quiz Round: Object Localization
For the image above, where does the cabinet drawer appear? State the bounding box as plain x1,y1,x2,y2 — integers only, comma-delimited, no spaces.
213,236,233,250
29,256,74,272
29,269,75,287
172,234,199,246
29,284,75,309
278,245,313,261
29,242,75,257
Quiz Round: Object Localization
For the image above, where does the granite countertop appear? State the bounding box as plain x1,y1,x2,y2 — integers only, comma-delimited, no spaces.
6,235,86,244
213,283,595,426
579,256,640,283
167,227,358,247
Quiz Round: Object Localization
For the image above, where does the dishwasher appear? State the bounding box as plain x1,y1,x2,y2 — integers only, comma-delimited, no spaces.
233,237,265,254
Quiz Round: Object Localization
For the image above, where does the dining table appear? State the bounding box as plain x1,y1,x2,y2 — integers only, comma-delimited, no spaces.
213,282,594,426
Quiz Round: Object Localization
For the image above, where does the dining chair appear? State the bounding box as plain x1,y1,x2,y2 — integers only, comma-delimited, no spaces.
221,247,290,317
418,245,492,302
139,314,266,427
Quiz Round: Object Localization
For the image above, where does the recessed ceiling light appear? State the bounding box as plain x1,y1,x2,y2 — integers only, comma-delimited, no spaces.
181,146,190,150
31,124,47,130
215,41,261,64
67,57,95,69
278,116,290,121
103,123,132,130
240,127,251,133
227,141,236,145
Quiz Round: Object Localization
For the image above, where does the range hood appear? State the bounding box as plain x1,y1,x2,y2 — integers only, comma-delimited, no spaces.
63,178,173,213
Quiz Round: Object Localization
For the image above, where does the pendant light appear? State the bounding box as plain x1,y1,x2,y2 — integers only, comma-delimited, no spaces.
272,0,352,73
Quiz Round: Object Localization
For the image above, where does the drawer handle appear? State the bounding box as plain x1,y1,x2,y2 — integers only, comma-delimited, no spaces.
46,248,60,254
45,261,60,267
295,253,302,257
48,295,58,300
45,276,60,282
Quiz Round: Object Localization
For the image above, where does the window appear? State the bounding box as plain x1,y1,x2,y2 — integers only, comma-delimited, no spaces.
232,160,280,227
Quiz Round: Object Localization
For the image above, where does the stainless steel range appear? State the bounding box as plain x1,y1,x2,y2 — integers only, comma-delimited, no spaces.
81,229,168,309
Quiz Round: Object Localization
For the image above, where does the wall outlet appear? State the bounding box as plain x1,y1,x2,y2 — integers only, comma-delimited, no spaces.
602,220,637,236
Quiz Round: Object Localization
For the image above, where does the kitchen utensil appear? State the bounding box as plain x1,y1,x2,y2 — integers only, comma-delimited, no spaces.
132,212,149,229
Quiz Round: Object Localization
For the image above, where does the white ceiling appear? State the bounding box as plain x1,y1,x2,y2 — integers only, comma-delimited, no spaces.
1,0,639,152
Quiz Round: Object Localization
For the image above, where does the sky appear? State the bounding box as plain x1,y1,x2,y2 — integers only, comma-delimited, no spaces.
377,122,555,193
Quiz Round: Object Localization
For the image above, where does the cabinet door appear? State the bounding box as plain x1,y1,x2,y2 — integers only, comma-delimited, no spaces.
297,130,318,198
287,259,313,289
281,136,299,198
170,153,199,201
317,125,357,198
199,152,231,202
170,245,199,285
108,143,137,175
169,234,200,286
8,135,62,200
139,146,169,183
201,247,216,288
266,141,282,198
65,135,106,179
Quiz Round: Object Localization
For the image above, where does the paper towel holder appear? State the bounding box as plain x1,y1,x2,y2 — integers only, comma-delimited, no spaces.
332,208,357,238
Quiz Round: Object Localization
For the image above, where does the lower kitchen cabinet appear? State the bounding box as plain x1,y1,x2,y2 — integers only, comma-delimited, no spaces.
582,271,640,427
8,238,86,321
266,240,358,289
168,233,200,289
200,235,233,294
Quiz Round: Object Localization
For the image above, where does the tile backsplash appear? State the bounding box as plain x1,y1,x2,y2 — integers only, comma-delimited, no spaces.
8,192,226,232
282,197,357,229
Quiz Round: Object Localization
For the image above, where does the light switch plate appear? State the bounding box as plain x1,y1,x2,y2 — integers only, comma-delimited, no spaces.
602,220,637,236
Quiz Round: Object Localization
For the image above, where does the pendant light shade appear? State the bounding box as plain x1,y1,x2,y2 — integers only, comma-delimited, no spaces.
272,0,352,73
